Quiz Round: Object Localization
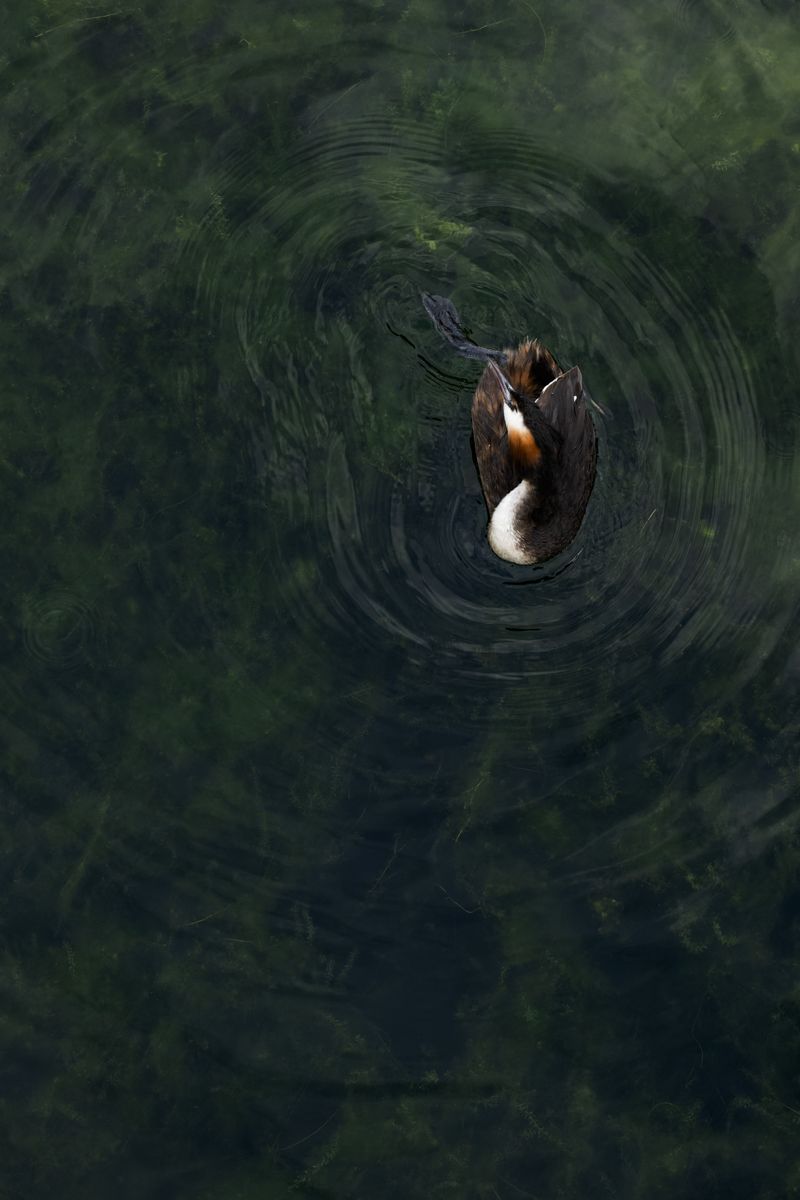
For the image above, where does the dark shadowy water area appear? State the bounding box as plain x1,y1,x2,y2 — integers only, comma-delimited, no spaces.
2,1,800,1196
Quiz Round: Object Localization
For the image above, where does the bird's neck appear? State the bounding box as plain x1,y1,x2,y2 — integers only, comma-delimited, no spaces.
487,479,538,565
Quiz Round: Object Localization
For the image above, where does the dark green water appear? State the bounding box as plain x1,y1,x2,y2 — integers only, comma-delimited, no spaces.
3,1,800,1196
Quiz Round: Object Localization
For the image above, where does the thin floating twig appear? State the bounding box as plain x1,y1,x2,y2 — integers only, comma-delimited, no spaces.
35,10,128,38
456,17,512,33
438,884,480,914
307,79,364,130
279,1108,337,1153
180,907,228,928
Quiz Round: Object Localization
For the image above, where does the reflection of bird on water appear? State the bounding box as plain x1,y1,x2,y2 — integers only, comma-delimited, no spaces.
422,293,598,566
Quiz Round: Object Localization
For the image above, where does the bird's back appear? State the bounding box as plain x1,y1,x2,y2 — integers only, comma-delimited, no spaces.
471,340,561,515
535,366,598,533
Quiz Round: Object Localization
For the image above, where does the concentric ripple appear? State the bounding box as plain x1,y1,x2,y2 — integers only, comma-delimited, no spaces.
4,8,800,1190
22,590,95,668
172,113,792,749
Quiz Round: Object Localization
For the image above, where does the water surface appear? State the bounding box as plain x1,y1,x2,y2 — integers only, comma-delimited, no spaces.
2,1,800,1196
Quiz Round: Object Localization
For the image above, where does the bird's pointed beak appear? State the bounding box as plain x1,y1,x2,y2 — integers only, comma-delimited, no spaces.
486,358,518,408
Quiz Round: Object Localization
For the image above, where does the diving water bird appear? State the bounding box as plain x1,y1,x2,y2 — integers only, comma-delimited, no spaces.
422,293,598,566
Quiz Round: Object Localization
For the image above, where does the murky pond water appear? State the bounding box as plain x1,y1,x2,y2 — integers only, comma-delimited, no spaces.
3,2,800,1196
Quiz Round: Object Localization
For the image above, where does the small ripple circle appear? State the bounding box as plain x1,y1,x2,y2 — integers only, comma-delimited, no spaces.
22,591,95,668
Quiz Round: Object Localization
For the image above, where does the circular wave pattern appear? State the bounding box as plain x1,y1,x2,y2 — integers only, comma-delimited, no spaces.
17,40,785,748
22,590,95,668
177,114,784,742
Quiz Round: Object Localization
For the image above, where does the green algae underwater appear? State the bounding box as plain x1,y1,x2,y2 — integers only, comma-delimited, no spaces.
3,0,800,1196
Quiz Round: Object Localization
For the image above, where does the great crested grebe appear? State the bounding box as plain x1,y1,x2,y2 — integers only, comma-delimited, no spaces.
422,293,598,566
